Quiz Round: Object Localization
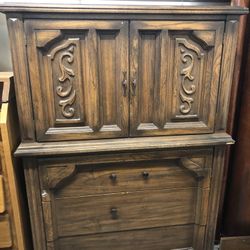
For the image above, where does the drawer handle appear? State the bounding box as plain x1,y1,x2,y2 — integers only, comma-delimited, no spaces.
110,207,118,219
142,171,149,179
131,78,137,96
109,173,117,182
122,71,128,97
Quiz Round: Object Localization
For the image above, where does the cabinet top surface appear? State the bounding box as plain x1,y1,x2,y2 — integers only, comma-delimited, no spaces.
0,1,248,14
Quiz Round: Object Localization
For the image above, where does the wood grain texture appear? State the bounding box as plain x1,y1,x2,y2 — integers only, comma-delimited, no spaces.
6,17,35,142
38,147,213,168
222,4,250,235
23,158,46,250
204,146,226,249
130,21,224,136
57,225,194,250
25,20,129,141
42,160,199,197
55,188,197,237
217,0,249,240
15,132,233,157
0,73,31,250
0,3,248,15
220,236,250,250
215,16,240,131
3,3,244,249
36,149,212,248
0,214,12,248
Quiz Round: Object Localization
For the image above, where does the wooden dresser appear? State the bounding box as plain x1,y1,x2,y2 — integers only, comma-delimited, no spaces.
0,2,248,250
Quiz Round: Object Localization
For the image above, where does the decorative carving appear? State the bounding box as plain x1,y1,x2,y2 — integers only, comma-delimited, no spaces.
178,38,204,115
46,165,77,190
36,30,62,49
179,158,208,180
49,41,76,119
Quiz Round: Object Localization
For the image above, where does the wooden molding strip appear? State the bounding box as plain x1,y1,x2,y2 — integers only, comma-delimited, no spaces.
15,132,234,157
0,3,248,15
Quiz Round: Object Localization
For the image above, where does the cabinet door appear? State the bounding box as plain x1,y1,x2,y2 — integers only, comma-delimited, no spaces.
25,20,129,141
130,21,224,136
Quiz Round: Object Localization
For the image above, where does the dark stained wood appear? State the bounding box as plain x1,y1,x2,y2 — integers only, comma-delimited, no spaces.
23,158,46,250
25,20,129,141
0,3,248,15
38,147,213,168
215,16,240,131
204,146,226,249
15,132,233,157
216,0,250,240
55,188,197,236
58,225,194,250
41,160,200,197
222,5,250,235
130,21,224,136
1,2,246,250
6,17,35,142
37,149,211,248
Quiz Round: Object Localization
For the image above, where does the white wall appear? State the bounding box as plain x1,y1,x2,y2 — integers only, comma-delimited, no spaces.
0,13,12,71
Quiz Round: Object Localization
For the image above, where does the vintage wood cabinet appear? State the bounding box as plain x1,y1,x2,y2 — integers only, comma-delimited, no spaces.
0,2,248,250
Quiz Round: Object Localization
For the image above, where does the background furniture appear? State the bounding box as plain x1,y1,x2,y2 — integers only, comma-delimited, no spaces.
0,72,30,249
0,2,247,249
220,236,250,250
221,0,250,236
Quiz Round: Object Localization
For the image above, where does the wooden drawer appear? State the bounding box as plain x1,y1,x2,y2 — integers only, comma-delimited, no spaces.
57,225,194,250
38,149,212,247
40,159,206,198
55,188,197,237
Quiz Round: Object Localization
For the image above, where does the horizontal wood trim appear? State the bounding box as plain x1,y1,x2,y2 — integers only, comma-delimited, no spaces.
0,4,248,15
57,224,194,250
15,133,233,157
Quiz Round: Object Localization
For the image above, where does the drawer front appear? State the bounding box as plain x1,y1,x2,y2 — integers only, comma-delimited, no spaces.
55,188,197,237
57,225,194,250
39,149,212,246
25,20,129,141
41,159,203,198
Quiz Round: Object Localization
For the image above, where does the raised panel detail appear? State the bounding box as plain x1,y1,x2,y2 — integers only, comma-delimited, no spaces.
130,21,224,136
49,40,78,122
137,31,161,130
26,20,129,141
171,33,206,120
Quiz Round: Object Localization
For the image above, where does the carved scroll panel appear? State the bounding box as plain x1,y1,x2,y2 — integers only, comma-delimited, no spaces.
48,37,83,125
33,24,129,140
170,32,214,122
